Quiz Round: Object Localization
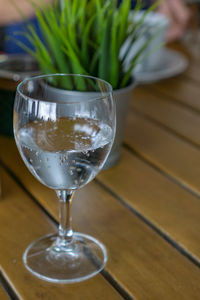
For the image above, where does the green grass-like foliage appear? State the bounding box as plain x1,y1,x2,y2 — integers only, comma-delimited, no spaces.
13,0,159,90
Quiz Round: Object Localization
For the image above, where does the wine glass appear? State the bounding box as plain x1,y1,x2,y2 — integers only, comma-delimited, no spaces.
13,74,116,283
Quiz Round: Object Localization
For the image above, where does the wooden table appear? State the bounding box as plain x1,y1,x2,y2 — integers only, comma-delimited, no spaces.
1,43,200,299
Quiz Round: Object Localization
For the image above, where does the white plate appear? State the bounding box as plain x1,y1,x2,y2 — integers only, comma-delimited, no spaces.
0,54,40,81
134,48,189,84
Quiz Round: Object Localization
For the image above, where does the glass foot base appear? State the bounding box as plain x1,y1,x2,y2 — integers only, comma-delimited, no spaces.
23,232,107,283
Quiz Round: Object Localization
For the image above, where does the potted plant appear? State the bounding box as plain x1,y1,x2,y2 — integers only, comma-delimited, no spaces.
13,0,159,168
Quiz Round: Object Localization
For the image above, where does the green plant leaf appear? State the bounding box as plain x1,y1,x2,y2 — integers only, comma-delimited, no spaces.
110,11,120,89
81,14,96,68
11,0,160,90
98,10,112,82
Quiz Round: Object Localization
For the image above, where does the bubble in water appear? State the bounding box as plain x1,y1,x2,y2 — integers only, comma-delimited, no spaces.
60,155,67,163
77,168,82,173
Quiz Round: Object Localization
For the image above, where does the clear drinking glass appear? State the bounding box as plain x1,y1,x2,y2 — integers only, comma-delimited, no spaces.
13,74,116,283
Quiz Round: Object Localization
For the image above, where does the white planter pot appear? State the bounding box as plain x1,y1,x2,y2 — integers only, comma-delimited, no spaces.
104,79,136,169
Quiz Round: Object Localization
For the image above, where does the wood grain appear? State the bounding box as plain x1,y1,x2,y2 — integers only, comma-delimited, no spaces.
131,86,200,146
98,147,200,261
151,77,200,112
124,111,200,195
1,137,200,300
0,166,123,300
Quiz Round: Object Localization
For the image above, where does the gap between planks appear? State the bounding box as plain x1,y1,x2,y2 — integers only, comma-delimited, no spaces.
145,85,200,115
0,271,19,300
96,165,200,270
132,107,200,153
1,144,200,293
126,105,200,200
0,160,134,300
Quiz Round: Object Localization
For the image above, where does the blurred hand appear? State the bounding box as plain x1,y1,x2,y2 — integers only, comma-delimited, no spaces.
157,0,190,42
0,0,53,25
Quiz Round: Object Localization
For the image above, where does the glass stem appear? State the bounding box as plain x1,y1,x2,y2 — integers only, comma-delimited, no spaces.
56,190,74,244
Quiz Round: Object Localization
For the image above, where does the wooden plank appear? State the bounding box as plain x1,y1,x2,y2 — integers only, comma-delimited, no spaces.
98,147,200,261
0,166,123,300
151,77,200,112
131,86,200,146
0,284,10,300
0,78,18,91
124,112,200,195
1,137,200,300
